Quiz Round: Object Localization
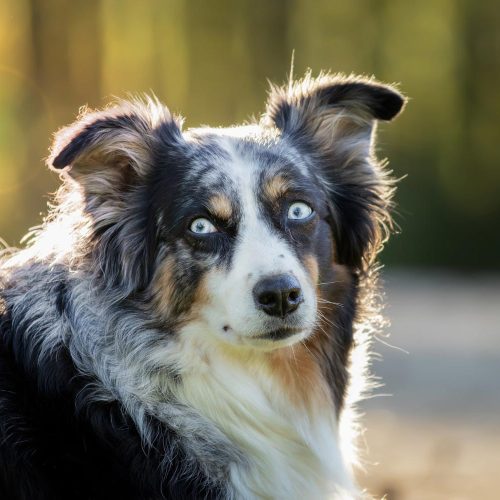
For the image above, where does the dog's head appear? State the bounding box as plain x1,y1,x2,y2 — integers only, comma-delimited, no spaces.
48,73,404,351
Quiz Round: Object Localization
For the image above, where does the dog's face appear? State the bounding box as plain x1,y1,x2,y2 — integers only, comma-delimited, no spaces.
153,128,327,349
48,74,404,352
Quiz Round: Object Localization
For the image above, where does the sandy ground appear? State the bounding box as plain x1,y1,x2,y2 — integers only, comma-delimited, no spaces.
355,271,500,500
359,413,500,500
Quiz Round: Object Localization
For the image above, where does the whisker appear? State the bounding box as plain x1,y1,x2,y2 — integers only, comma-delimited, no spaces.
374,335,409,355
317,306,335,316
290,344,298,366
313,321,342,349
316,311,338,328
317,298,344,308
299,339,314,357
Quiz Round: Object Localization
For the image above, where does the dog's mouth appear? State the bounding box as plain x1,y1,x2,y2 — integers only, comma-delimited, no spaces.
255,327,304,341
220,323,310,348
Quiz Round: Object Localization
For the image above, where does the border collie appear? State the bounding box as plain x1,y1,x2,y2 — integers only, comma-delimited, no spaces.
0,72,405,499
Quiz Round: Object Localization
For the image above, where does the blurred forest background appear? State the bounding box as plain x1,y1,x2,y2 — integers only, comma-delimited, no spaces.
1,0,499,268
0,1,499,499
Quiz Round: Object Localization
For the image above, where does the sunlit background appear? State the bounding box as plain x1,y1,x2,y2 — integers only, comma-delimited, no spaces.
1,1,499,498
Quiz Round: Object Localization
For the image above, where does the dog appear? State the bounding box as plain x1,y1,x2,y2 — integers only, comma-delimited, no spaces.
0,72,405,499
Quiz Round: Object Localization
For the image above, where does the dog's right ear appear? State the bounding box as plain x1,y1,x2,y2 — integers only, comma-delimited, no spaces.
46,98,186,296
48,97,184,192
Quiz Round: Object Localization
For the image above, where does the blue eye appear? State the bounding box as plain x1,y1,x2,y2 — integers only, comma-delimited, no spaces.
287,202,313,220
189,218,218,234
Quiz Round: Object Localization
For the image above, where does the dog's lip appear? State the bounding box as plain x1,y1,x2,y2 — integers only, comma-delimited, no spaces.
255,327,303,341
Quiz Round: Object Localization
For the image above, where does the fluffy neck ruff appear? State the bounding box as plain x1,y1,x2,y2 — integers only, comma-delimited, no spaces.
162,323,359,499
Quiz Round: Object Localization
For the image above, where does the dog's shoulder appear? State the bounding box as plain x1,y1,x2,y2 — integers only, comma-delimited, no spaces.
0,263,224,500
0,265,131,498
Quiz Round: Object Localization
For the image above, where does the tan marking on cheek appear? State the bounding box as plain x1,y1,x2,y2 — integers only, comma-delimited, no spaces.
150,257,176,318
208,194,232,220
269,345,332,409
181,271,214,325
303,254,319,286
192,273,211,308
263,175,291,202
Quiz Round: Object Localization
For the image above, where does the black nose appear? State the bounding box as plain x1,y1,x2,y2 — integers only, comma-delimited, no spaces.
253,274,303,318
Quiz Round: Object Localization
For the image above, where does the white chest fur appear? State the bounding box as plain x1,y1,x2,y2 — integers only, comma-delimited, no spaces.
168,334,357,499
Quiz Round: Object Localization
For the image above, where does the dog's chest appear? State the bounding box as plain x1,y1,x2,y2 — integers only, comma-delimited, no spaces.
172,348,355,499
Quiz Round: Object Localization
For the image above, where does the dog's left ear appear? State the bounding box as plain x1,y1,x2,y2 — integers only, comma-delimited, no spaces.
264,73,406,269
48,98,184,189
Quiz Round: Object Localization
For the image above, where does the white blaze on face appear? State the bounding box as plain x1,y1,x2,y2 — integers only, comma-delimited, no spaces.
198,138,317,348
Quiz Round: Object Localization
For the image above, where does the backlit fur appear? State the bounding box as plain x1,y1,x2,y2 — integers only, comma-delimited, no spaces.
0,72,405,499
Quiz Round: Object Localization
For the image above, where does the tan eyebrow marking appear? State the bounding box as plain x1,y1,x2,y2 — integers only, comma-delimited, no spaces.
207,194,233,220
263,174,291,201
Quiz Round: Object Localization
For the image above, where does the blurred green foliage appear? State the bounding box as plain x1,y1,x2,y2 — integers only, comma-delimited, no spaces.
0,0,499,269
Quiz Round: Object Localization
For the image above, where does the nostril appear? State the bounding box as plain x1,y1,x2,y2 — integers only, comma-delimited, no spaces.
283,288,303,315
